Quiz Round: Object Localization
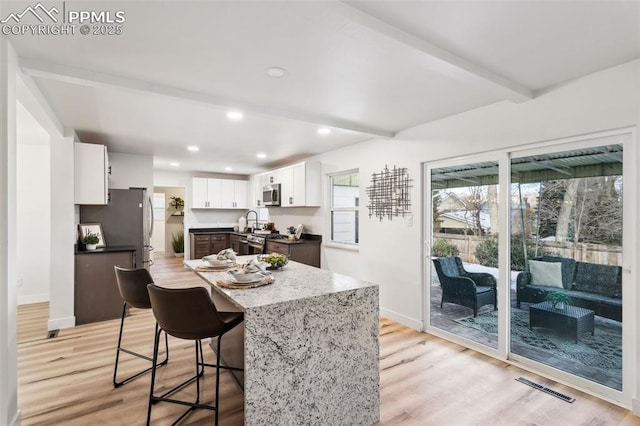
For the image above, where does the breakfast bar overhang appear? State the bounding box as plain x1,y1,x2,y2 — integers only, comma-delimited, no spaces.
185,257,380,425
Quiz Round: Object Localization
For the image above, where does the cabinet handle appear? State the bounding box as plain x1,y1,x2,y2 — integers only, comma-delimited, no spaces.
289,197,293,205
270,176,274,183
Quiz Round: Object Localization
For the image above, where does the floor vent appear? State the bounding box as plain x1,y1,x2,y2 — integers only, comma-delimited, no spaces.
47,329,59,339
516,377,575,403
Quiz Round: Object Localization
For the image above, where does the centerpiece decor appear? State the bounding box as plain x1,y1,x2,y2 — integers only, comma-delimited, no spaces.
545,291,572,310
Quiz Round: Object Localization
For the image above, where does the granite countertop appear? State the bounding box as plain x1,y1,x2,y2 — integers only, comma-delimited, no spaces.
266,238,320,245
189,227,237,234
184,256,376,310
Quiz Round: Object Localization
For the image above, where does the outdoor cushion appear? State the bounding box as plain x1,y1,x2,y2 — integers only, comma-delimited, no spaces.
529,260,563,288
534,256,575,289
574,261,621,298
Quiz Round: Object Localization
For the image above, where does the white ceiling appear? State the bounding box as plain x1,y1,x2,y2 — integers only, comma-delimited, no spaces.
6,1,639,175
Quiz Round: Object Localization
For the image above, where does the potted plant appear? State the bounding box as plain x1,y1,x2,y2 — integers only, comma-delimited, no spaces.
82,233,100,251
545,291,572,310
170,196,184,213
287,226,297,240
171,232,184,257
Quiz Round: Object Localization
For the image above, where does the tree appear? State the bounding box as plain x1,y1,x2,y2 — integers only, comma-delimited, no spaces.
487,184,499,235
432,191,443,233
536,177,622,246
463,186,485,236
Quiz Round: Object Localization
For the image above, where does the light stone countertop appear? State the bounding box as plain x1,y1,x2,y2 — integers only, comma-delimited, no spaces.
184,255,376,310
184,255,380,425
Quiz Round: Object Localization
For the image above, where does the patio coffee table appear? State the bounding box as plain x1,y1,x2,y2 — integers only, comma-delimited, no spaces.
529,302,594,343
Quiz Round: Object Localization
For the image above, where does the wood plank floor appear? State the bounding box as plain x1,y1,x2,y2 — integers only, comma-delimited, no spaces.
17,257,640,425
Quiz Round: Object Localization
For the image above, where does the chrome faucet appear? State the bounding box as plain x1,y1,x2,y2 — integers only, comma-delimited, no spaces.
246,210,258,232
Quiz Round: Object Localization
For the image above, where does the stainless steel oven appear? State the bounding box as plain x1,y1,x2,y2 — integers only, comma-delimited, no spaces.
247,234,266,254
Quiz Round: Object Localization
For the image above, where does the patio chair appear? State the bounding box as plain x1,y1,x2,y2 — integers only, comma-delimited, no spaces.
432,256,497,317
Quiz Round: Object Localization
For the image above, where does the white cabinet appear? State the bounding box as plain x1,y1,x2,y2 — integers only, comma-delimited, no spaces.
74,142,109,205
255,162,321,208
192,178,247,209
220,180,248,208
192,177,216,208
279,166,294,206
281,162,320,207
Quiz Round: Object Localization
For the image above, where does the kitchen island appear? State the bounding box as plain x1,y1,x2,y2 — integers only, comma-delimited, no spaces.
184,257,379,425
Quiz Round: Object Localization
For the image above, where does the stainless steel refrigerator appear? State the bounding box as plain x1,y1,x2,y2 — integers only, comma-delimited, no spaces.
80,188,153,269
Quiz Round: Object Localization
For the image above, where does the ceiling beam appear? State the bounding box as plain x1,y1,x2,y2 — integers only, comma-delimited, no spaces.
19,57,395,139
332,2,533,103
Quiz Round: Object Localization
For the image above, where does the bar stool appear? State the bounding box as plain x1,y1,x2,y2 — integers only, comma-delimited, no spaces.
146,284,244,426
113,266,169,388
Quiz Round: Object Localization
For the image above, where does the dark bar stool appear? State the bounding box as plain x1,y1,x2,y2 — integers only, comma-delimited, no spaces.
146,284,244,426
113,266,169,387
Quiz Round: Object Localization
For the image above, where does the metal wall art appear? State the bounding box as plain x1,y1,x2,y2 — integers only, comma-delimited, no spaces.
365,165,412,221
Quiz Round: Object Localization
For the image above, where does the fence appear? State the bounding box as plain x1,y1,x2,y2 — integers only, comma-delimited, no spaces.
433,233,622,267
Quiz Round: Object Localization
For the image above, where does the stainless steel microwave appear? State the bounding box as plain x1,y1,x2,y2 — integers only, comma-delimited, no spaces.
262,184,281,206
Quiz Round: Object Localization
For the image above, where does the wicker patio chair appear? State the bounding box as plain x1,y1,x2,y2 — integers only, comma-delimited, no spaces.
432,256,497,317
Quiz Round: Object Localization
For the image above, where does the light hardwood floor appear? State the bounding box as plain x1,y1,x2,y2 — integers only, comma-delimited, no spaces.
17,257,640,425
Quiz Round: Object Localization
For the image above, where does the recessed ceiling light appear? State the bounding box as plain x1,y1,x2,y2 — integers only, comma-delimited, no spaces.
187,145,199,152
224,167,233,172
257,153,267,159
227,111,243,120
170,162,180,167
266,67,287,78
317,127,332,135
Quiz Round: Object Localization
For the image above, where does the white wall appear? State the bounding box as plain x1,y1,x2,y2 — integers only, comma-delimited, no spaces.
16,102,51,304
0,37,20,426
264,60,640,331
48,134,76,330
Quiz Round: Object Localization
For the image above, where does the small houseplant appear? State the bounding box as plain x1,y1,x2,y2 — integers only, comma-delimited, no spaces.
171,232,184,257
287,226,297,240
545,291,572,310
170,196,184,211
82,233,100,251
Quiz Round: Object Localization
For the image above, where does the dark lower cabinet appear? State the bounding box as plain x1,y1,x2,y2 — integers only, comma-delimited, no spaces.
265,240,321,268
74,249,135,325
190,233,231,259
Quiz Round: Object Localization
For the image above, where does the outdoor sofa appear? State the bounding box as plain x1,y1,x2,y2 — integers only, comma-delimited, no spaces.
516,255,622,321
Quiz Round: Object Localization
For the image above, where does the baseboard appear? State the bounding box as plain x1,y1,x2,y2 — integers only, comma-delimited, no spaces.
47,316,75,331
17,294,49,305
632,398,640,416
379,308,422,331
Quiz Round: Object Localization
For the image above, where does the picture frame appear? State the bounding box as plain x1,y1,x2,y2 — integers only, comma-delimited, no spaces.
78,223,106,247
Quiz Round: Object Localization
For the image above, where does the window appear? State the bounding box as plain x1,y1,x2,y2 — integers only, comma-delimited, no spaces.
330,170,359,244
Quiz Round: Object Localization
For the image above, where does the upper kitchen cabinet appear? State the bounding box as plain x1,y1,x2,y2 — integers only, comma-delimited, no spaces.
220,180,248,209
281,162,321,207
191,177,221,208
254,162,321,208
74,142,109,205
192,177,248,209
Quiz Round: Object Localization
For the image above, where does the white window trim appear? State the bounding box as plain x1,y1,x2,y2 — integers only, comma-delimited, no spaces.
327,168,359,246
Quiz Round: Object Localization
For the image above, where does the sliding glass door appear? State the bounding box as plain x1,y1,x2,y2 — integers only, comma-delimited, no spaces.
425,130,634,403
428,159,500,350
510,141,625,392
